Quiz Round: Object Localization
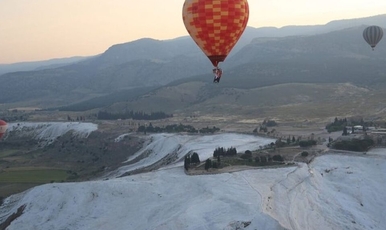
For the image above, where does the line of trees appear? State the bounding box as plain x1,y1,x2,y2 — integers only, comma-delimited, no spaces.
97,110,173,120
326,117,375,133
326,117,348,133
137,123,220,134
213,147,237,157
205,158,220,170
199,126,220,134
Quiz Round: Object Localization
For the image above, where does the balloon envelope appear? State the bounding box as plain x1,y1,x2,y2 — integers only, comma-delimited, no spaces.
183,0,249,67
0,120,7,139
363,25,383,49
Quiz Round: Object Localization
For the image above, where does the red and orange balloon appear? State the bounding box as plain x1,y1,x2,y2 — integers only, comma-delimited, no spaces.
0,120,7,139
183,0,249,67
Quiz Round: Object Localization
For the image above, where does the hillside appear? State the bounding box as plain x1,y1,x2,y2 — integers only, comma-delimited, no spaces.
0,56,91,76
0,38,210,107
95,26,386,121
105,82,386,122
0,15,385,109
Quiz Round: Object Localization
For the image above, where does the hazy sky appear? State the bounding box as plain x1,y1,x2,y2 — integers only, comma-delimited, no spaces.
0,0,385,64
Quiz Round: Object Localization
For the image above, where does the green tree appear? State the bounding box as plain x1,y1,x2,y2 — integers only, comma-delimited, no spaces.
226,147,237,156
191,152,200,164
275,139,285,148
342,126,348,136
184,155,191,170
241,150,252,159
272,155,284,162
205,159,212,170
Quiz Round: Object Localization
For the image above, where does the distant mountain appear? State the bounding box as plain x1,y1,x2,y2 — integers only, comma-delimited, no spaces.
92,37,203,70
0,56,92,76
228,25,386,68
100,26,386,121
0,14,385,110
232,14,386,55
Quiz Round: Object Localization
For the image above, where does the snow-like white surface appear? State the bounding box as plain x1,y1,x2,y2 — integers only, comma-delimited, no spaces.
266,150,386,230
1,134,386,230
3,168,290,230
6,122,98,145
108,133,275,177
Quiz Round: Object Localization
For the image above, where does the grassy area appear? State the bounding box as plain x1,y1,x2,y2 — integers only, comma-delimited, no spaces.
0,168,69,197
0,149,21,158
0,183,40,198
0,131,144,198
0,168,69,183
220,157,285,167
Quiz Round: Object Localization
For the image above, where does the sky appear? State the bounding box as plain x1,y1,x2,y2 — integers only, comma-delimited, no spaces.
0,0,385,64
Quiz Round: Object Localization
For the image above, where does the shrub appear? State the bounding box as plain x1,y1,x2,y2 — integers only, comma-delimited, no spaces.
275,139,286,148
205,159,212,170
301,151,309,157
299,140,317,147
272,155,284,162
241,150,252,159
260,156,267,163
263,120,278,127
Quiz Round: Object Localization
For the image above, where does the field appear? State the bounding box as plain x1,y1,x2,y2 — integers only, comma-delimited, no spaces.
0,128,144,198
0,168,69,198
0,168,68,183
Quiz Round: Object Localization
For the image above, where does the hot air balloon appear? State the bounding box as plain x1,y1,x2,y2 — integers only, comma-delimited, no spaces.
363,25,383,50
182,0,249,82
0,120,7,139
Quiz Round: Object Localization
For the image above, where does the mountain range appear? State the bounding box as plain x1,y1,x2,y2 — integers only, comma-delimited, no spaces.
1,14,386,121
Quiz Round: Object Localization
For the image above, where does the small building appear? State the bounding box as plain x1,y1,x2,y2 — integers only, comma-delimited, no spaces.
354,125,364,132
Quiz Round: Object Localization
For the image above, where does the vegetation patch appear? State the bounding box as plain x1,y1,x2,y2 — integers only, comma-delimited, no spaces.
0,131,144,197
97,110,173,120
186,146,288,174
299,140,317,147
138,123,220,134
332,138,374,152
0,168,68,183
0,149,20,158
0,183,40,198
